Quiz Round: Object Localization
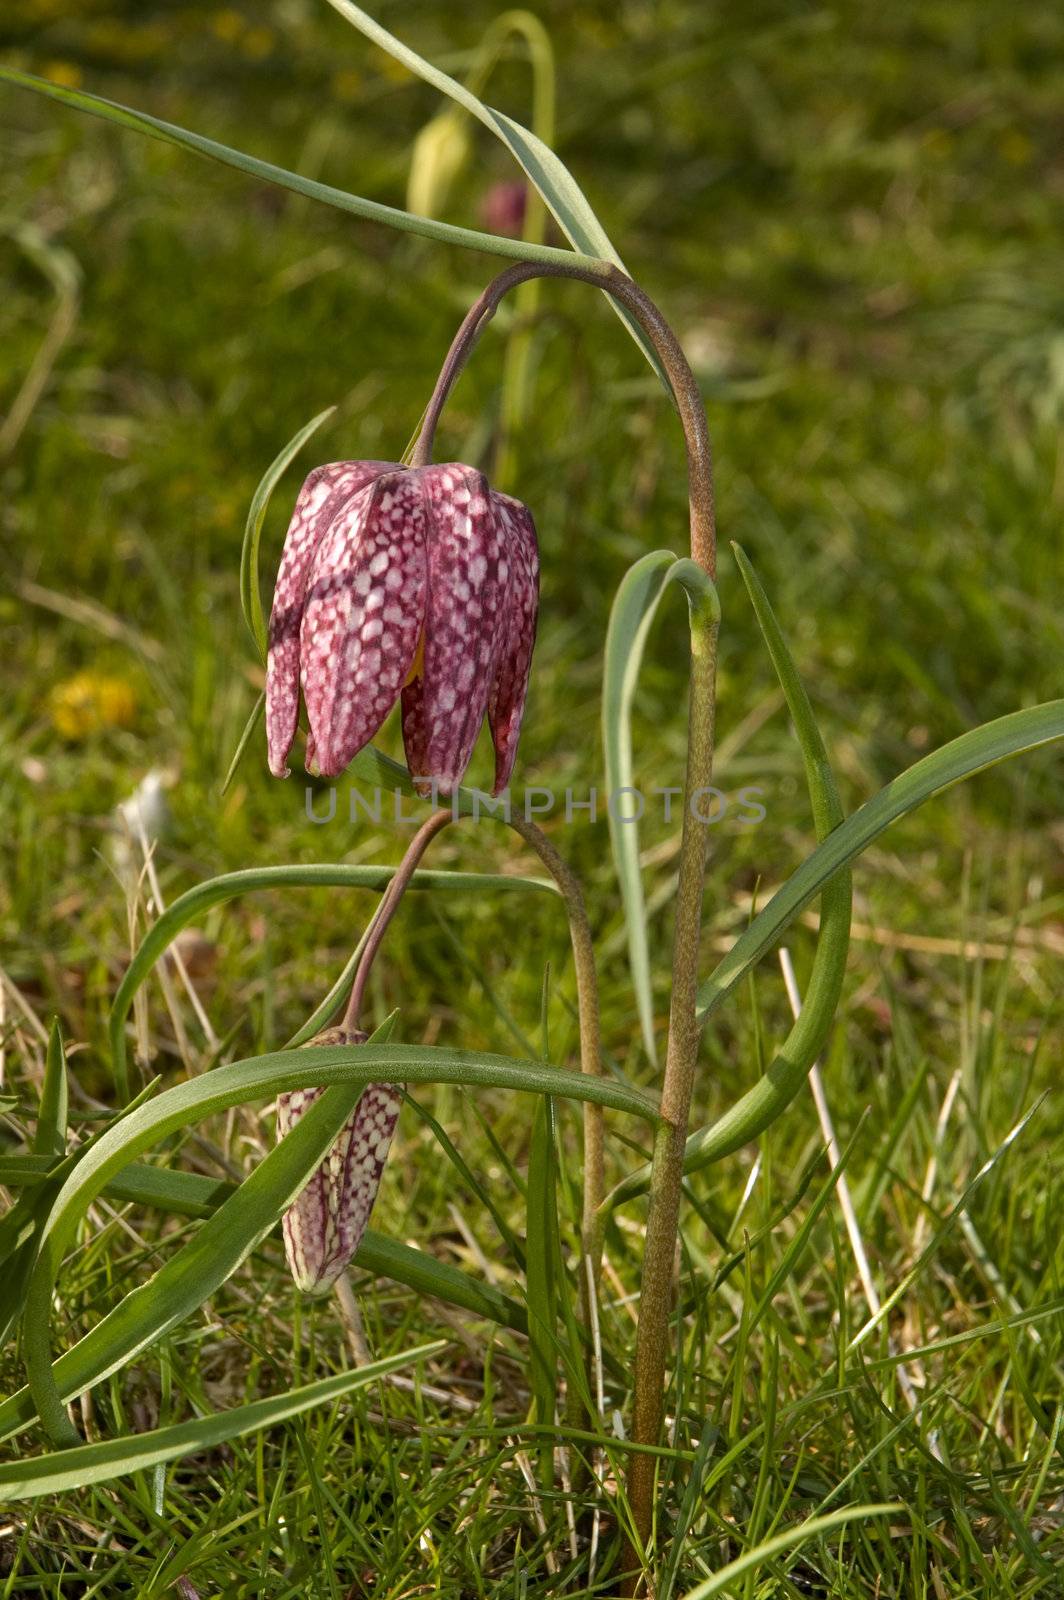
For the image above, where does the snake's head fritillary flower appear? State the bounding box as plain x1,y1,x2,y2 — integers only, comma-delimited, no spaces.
265,460,539,795
277,1026,403,1296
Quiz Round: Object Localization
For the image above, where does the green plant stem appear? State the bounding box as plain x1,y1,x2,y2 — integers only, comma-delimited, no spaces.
413,261,717,1576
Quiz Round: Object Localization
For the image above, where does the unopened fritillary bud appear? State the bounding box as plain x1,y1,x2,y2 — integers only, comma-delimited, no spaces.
278,1026,402,1296
406,110,472,219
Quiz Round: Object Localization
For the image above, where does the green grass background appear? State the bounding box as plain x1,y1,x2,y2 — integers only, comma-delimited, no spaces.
1,1,1062,1594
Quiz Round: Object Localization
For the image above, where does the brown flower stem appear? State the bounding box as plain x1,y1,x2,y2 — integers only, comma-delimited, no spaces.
410,260,715,577
414,261,718,1580
342,808,454,1033
622,614,717,1585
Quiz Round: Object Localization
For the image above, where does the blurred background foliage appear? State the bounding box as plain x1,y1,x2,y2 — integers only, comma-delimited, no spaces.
1,3,1063,1591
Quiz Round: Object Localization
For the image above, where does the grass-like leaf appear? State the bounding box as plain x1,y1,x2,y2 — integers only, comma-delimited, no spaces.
0,1340,446,1500
219,689,265,797
698,698,1064,1019
33,1019,68,1158
602,551,720,1063
16,1041,657,1444
239,406,336,662
0,68,603,269
109,861,559,1095
677,1504,900,1599
525,1094,559,1486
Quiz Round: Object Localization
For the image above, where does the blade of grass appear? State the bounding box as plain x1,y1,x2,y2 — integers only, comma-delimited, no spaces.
219,690,265,798
678,1505,900,1599
526,1092,559,1487
33,1020,68,1158
0,1340,446,1500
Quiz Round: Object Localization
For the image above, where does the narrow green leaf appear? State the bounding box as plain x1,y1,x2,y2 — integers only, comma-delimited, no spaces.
14,1042,656,1444
27,1022,402,1447
323,0,669,389
0,69,603,270
525,1095,559,1486
109,861,559,1096
602,551,721,1062
678,1505,900,1599
33,1020,68,1158
658,1418,719,1600
404,1096,525,1267
353,1231,526,1337
0,1341,445,1500
240,407,336,662
636,700,1064,1199
698,699,1064,1020
602,552,674,1063
220,690,265,797
0,1185,52,1351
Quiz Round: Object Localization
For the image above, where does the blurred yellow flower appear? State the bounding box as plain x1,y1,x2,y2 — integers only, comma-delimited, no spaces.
331,68,362,102
49,673,137,739
43,60,82,89
372,47,413,83
999,129,1033,166
242,26,275,60
212,9,245,44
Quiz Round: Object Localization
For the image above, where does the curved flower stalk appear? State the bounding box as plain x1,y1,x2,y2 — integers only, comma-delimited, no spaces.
265,460,539,795
277,807,605,1325
275,812,451,1296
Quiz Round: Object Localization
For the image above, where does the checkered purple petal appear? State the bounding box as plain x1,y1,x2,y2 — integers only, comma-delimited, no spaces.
265,460,399,777
487,491,539,795
400,464,507,794
300,472,427,778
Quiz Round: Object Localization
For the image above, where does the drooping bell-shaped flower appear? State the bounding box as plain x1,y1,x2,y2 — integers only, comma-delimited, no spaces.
278,1027,402,1296
266,460,539,795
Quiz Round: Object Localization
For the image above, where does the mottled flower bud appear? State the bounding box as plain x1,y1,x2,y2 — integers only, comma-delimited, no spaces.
278,1027,402,1296
478,180,528,239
